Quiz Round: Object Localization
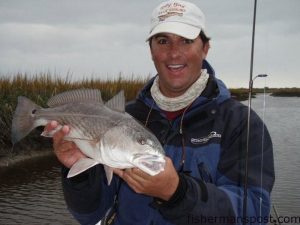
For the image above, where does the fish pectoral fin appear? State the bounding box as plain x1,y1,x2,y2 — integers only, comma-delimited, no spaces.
132,154,166,176
64,136,95,142
67,158,99,178
104,165,114,186
40,125,63,138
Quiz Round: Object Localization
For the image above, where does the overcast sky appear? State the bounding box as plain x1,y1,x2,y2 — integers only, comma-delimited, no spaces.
0,0,299,88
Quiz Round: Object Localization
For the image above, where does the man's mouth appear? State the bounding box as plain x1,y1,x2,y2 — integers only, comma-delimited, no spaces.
167,64,186,71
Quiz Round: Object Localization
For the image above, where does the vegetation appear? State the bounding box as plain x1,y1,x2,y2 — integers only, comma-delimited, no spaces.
229,87,300,100
0,73,147,154
270,88,300,97
0,73,299,156
229,88,270,101
229,88,249,101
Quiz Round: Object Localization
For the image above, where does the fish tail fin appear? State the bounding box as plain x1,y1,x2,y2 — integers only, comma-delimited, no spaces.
11,96,42,144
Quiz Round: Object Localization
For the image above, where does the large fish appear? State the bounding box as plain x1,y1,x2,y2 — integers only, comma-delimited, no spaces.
11,89,165,184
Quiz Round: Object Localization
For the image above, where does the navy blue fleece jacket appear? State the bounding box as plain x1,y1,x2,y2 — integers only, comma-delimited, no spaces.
61,60,275,225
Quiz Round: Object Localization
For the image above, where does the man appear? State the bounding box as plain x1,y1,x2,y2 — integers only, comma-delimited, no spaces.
47,1,274,224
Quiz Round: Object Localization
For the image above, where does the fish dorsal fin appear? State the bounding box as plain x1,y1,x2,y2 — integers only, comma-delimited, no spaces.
105,90,125,112
47,89,103,107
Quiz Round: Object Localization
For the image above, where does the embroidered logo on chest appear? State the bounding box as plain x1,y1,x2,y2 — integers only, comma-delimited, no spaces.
191,131,221,145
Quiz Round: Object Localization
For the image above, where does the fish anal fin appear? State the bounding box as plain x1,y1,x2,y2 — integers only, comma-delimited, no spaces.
104,165,114,186
67,158,99,178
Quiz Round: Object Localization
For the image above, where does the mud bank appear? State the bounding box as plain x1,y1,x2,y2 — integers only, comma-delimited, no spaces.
0,148,54,169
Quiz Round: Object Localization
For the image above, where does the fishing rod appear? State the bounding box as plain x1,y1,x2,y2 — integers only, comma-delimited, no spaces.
242,0,257,224
242,0,275,224
242,1,283,224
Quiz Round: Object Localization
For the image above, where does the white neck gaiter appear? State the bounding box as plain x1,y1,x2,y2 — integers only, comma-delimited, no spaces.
150,69,209,112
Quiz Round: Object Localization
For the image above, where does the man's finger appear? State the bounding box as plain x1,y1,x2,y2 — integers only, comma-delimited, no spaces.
113,168,124,178
131,168,151,180
44,120,58,132
53,125,70,149
54,140,75,153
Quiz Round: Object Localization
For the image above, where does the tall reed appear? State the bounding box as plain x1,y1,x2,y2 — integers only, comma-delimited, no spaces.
0,73,149,152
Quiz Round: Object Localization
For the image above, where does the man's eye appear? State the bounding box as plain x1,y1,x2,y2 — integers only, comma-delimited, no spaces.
183,39,194,44
157,39,168,44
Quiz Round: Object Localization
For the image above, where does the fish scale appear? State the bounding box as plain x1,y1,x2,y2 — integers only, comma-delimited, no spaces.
11,89,166,185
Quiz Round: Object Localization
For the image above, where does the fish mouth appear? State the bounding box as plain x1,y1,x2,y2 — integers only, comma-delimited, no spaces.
132,153,165,176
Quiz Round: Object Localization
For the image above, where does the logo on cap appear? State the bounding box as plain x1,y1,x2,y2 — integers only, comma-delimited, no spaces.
158,2,186,21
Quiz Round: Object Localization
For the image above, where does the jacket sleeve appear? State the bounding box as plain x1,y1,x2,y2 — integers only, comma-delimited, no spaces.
152,174,236,225
61,164,119,225
152,104,275,225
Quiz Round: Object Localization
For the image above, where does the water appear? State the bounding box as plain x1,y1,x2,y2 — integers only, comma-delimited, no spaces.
0,95,299,224
0,156,78,225
248,95,300,219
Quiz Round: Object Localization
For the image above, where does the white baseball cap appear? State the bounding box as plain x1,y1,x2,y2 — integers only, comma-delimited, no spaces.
147,0,207,40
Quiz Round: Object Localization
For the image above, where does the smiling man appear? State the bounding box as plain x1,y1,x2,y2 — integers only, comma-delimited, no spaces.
47,1,275,225
150,33,209,98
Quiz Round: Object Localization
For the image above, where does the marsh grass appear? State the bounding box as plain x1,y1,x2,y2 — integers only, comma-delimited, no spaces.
0,73,148,153
229,88,249,101
270,88,300,97
1,73,298,156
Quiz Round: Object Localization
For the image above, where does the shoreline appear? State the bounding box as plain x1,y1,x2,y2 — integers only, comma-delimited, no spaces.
0,148,55,169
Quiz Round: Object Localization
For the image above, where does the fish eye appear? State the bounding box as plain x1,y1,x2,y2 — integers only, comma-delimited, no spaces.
137,137,146,145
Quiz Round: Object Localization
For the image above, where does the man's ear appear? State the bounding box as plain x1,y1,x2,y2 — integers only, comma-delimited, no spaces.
150,49,154,61
202,42,210,58
149,39,154,61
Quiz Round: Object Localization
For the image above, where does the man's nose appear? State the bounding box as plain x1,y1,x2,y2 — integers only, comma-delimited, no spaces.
168,44,182,59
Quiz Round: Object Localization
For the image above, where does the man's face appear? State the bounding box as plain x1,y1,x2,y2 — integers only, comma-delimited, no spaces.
150,33,209,97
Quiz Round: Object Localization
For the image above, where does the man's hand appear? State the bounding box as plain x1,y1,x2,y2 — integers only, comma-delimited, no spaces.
44,121,86,168
113,157,179,201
